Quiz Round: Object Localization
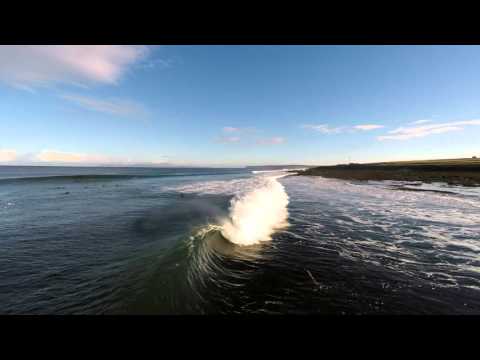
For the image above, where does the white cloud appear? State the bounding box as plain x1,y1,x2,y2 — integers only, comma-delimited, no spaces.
303,123,384,134
353,124,384,131
36,150,103,163
0,149,17,162
216,136,241,144
35,150,167,165
222,126,257,133
302,124,345,134
378,119,480,141
216,127,259,144
411,119,433,125
61,93,147,117
223,127,240,133
0,45,148,89
256,137,286,145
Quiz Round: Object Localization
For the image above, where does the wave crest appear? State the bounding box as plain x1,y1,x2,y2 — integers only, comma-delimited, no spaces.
220,175,289,246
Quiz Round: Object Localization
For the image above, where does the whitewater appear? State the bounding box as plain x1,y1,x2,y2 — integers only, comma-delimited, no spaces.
164,172,290,245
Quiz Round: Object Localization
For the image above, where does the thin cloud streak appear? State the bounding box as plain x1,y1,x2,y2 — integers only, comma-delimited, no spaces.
378,119,480,141
303,123,383,133
256,137,286,145
354,124,384,131
61,93,147,117
222,127,240,133
302,124,345,134
35,149,167,166
411,119,433,125
222,126,257,134
216,127,260,144
216,136,241,144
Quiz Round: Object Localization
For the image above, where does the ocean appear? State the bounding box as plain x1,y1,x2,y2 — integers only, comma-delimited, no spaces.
1,165,479,314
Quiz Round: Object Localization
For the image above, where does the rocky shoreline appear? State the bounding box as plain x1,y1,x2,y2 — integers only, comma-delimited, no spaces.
294,159,480,186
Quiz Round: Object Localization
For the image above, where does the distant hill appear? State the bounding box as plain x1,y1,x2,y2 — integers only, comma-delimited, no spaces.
245,165,310,170
367,157,480,167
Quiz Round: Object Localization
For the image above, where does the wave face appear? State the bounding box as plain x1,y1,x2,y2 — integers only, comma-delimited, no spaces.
165,172,290,246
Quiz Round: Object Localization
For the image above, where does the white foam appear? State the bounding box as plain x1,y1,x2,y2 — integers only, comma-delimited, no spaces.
164,173,291,246
281,175,480,267
220,175,290,246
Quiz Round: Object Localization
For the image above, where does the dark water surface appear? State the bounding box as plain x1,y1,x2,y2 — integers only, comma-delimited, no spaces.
1,166,479,314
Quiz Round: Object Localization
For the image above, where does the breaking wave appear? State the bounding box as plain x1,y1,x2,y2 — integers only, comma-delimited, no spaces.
165,173,290,246
220,175,289,245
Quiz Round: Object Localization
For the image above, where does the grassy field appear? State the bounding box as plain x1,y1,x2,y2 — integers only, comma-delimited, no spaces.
296,158,480,186
370,158,480,166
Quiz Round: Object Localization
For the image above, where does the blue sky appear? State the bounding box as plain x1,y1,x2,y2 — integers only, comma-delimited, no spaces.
1,45,480,167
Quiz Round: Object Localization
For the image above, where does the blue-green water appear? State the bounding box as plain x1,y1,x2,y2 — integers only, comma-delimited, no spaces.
1,166,480,314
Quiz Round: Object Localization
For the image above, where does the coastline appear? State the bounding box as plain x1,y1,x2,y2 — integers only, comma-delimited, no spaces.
294,158,480,186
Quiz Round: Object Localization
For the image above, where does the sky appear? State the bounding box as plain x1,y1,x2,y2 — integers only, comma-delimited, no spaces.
1,45,480,167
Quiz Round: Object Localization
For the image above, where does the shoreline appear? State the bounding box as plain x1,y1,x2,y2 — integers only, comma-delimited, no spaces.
294,158,480,187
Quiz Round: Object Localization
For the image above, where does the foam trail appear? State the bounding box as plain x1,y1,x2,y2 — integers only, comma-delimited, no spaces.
221,175,289,246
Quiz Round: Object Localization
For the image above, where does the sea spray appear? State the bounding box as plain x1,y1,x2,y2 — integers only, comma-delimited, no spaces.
220,175,289,246
164,172,291,246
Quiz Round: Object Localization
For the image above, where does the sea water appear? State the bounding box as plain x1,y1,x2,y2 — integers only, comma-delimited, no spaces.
1,166,479,314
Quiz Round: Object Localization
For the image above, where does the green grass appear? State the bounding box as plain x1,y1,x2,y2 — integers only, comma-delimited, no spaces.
370,158,480,166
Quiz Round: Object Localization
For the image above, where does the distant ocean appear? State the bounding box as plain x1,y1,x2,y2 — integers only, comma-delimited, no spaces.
1,165,480,314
